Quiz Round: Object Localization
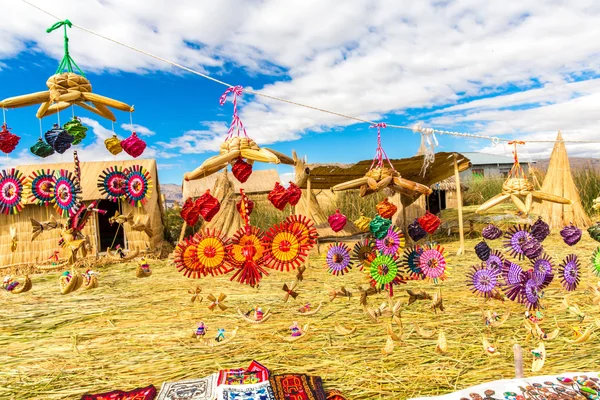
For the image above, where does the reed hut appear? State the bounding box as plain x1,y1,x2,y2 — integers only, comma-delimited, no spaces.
531,131,591,229
0,159,164,266
428,176,469,213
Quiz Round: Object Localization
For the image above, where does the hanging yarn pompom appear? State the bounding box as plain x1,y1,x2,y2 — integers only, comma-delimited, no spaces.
44,123,74,154
267,182,289,210
286,182,302,206
418,212,441,234
474,241,491,261
236,196,254,216
121,131,146,158
376,198,397,219
197,190,220,222
63,117,87,145
560,223,582,246
481,223,502,240
0,123,20,154
231,157,252,183
407,219,427,242
370,215,391,239
328,209,347,233
530,217,550,243
104,134,122,155
180,197,200,226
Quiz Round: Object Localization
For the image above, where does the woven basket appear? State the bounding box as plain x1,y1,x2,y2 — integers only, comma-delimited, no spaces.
46,73,92,103
502,178,534,195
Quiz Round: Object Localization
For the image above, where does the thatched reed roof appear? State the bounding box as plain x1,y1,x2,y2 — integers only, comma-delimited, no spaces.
295,152,471,190
15,158,161,204
182,169,280,199
430,176,468,191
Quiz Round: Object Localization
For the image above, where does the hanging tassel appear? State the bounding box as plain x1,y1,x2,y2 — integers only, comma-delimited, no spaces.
414,125,438,176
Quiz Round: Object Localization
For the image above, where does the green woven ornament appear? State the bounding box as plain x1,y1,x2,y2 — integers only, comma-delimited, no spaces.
30,138,55,158
369,254,400,286
63,117,88,145
369,215,391,239
592,247,600,277
588,222,600,243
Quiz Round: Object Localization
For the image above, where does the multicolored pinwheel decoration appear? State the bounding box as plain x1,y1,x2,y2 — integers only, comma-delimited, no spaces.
124,165,152,207
53,169,82,218
325,242,353,276
25,169,55,207
417,243,450,283
367,253,405,296
97,166,127,202
0,168,25,215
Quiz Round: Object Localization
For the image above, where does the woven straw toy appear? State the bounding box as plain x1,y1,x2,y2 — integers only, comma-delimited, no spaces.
477,141,570,214
104,134,122,155
121,131,146,158
0,123,20,154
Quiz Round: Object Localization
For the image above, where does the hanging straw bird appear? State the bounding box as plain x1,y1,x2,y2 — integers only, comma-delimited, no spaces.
295,265,306,282
207,293,228,311
431,288,444,313
357,285,381,306
131,215,153,237
327,285,352,302
407,289,432,305
282,281,299,302
189,286,202,304
10,226,17,252
30,216,61,242
108,211,133,225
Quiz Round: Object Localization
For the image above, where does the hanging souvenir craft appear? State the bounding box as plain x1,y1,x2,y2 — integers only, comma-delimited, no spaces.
124,165,152,207
0,169,25,215
236,196,254,216
376,198,397,219
403,246,424,279
354,215,372,233
408,219,427,242
375,225,405,256
286,182,302,206
180,197,200,226
522,271,543,310
368,253,405,296
502,260,525,303
588,222,600,243
63,117,87,145
559,254,580,291
481,223,502,240
53,169,82,217
104,134,122,155
268,182,289,210
25,169,55,206
467,263,500,298
370,215,391,239
560,224,582,246
231,157,253,183
284,214,317,250
476,141,570,215
530,217,550,242
263,222,308,271
30,138,55,158
503,224,533,260
196,189,220,222
418,243,450,282
229,225,268,286
97,166,127,202
44,123,74,154
328,209,347,232
325,242,353,276
353,239,376,271
121,131,146,158
0,123,20,154
592,247,600,277
418,212,441,235
531,253,554,289
485,249,504,272
474,241,491,261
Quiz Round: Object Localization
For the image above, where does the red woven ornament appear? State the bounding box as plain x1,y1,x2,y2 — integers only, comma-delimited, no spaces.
236,196,254,216
180,197,200,226
285,214,318,250
286,182,302,206
231,157,253,183
376,198,397,219
121,131,146,158
197,189,220,222
0,124,20,154
328,209,347,232
268,182,289,210
229,225,269,286
418,212,441,234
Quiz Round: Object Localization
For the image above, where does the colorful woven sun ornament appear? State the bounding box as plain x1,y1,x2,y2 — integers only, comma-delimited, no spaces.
352,239,376,271
25,169,55,206
325,242,353,276
263,222,308,271
417,243,450,283
503,224,533,260
467,263,500,298
63,117,87,145
53,169,82,218
530,253,554,289
592,247,600,277
284,214,317,251
0,169,25,215
368,253,405,296
559,254,580,291
124,165,152,207
403,246,424,280
229,226,268,286
173,230,232,278
30,138,55,158
0,123,20,154
97,166,127,202
375,225,405,256
121,131,147,158
485,249,504,272
104,134,122,155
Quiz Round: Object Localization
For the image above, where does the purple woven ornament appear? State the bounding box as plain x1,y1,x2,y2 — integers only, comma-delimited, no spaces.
521,238,543,260
524,273,542,310
503,224,533,260
474,240,491,261
482,223,503,240
407,219,427,242
325,242,353,276
486,250,505,272
502,271,526,303
530,253,554,289
560,224,582,246
375,226,405,256
530,217,550,242
467,263,499,298
559,254,580,291
502,259,525,285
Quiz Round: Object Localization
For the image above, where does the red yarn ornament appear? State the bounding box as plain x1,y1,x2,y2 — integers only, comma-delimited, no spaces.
418,212,441,234
0,124,20,154
231,157,253,183
236,196,254,216
376,198,397,219
268,182,289,210
328,209,347,232
286,182,302,206
121,131,147,158
197,190,220,222
180,197,200,226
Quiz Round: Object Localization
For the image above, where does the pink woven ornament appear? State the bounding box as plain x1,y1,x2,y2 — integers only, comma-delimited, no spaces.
121,131,146,158
328,209,347,232
0,124,20,154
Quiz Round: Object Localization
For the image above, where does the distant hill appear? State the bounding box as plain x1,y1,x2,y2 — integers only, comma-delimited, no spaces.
534,157,600,173
160,183,183,203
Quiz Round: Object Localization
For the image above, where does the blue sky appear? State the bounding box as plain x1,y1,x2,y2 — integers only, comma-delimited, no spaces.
1,0,600,184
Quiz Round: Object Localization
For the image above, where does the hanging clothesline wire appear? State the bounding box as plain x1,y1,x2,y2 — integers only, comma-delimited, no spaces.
18,0,600,145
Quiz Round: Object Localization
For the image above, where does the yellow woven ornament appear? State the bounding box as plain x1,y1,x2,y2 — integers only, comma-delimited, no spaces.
354,215,372,232
104,134,122,155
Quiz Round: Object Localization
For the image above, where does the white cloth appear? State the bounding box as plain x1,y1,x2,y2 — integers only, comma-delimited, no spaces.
156,373,217,400
216,381,276,400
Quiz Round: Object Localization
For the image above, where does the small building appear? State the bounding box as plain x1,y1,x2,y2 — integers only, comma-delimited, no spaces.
428,176,468,214
458,152,535,182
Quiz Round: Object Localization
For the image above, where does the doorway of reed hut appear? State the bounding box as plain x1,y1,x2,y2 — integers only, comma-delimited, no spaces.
97,200,125,251
427,189,446,215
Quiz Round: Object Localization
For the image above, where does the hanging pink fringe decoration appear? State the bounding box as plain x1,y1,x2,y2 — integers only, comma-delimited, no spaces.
121,131,146,158
0,123,20,154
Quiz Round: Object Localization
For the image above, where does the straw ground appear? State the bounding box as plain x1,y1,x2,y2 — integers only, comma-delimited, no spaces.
2,208,600,399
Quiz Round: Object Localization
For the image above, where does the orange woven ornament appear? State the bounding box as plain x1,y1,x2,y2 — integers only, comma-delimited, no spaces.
418,212,441,234
376,198,397,219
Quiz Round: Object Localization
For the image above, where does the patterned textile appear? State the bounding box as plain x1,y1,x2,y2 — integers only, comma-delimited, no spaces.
80,384,156,400
216,381,276,400
308,376,326,400
156,374,217,400
270,374,317,400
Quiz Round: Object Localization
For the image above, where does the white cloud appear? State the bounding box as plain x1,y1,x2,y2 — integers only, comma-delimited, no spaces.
120,123,155,136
